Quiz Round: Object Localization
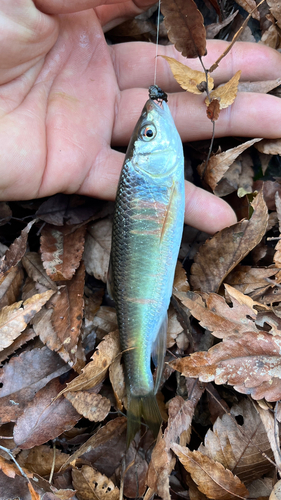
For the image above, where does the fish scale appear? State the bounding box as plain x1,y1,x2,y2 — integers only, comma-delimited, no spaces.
109,97,185,445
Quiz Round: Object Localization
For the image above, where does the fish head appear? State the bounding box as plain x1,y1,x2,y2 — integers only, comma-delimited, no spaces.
127,99,183,178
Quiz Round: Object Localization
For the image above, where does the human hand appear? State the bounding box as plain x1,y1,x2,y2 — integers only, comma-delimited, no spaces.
1,0,281,234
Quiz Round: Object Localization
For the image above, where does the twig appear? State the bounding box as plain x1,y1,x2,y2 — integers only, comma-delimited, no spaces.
49,441,56,484
208,0,266,73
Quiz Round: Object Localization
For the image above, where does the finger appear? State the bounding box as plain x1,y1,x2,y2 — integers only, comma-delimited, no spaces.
112,40,281,91
34,0,156,15
76,148,237,233
112,88,281,144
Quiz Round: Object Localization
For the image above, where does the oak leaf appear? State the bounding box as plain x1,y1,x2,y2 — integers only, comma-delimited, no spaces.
40,224,86,281
172,444,249,499
161,57,214,95
161,0,206,58
190,190,268,292
0,290,54,351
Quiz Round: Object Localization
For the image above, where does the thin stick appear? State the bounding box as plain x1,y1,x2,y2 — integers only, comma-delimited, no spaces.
49,441,56,484
154,0,161,85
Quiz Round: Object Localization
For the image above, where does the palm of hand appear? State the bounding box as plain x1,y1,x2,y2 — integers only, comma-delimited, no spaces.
0,5,125,201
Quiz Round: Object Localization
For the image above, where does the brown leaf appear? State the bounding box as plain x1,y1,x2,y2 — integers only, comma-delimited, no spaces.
61,417,127,476
173,261,190,293
72,465,119,500
122,442,148,498
0,202,12,227
206,11,238,38
0,327,37,366
161,0,207,58
206,99,220,121
161,57,214,95
270,479,281,500
0,290,54,351
225,265,279,296
255,138,281,155
205,71,241,109
83,218,112,282
190,190,268,292
147,387,204,500
13,375,80,449
172,444,249,499
108,354,126,410
238,77,281,93
17,445,69,477
35,194,110,226
173,287,258,340
49,263,85,371
40,224,86,281
0,220,36,280
57,330,120,396
0,264,24,309
198,398,276,484
198,139,261,192
0,346,69,424
267,0,281,29
235,0,260,19
171,329,281,401
65,391,111,421
22,252,57,291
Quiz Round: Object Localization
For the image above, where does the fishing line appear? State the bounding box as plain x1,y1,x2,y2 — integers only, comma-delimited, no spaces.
153,0,161,86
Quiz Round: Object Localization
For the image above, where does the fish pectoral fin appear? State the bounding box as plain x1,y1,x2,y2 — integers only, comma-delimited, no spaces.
160,181,176,243
127,392,162,447
152,313,167,394
106,254,115,302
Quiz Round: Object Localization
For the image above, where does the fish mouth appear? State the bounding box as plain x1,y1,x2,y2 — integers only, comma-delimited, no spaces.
143,99,166,116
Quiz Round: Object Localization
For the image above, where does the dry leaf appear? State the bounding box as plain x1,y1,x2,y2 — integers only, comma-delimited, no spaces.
0,290,54,351
235,0,260,19
83,218,112,282
171,329,281,401
190,190,268,292
0,265,24,309
41,224,86,281
13,375,81,449
0,220,36,280
108,354,126,410
173,288,258,341
172,444,249,499
225,265,279,296
0,202,12,227
267,0,281,29
147,385,204,500
72,465,119,500
161,56,214,95
198,138,261,191
22,252,57,291
205,71,241,109
255,138,281,155
49,263,85,371
65,391,111,421
17,445,69,476
57,330,120,396
206,11,238,38
161,0,206,58
206,99,220,121
60,417,127,475
270,480,281,500
173,261,190,292
238,77,281,93
199,399,276,484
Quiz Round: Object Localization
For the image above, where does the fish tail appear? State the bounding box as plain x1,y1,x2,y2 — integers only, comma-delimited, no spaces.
127,392,162,447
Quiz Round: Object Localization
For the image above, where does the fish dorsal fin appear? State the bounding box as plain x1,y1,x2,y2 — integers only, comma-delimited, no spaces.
106,254,114,301
152,313,167,394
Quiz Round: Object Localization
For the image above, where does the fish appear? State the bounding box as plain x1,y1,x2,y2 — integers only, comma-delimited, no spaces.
108,94,185,446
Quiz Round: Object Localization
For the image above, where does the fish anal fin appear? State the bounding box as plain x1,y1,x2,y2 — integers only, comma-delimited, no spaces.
152,314,167,394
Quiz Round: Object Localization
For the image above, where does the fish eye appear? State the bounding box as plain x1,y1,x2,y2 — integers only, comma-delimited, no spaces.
140,124,157,141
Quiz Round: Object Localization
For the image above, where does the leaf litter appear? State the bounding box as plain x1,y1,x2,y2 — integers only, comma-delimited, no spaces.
1,0,281,498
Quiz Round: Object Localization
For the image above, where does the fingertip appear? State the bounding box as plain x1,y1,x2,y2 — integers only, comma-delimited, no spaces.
184,181,237,234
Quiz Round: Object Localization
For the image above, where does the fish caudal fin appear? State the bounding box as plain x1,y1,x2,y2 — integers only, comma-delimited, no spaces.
127,393,162,447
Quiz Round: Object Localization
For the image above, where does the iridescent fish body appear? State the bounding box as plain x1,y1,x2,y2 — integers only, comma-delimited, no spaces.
109,97,185,445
